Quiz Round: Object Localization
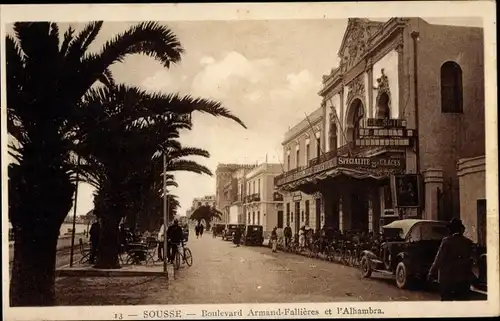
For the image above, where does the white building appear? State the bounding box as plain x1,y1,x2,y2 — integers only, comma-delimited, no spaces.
244,163,284,238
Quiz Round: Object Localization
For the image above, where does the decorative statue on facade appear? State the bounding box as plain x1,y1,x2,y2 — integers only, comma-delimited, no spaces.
373,68,391,119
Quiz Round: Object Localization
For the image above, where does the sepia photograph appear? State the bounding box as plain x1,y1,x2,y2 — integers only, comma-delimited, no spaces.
1,2,498,320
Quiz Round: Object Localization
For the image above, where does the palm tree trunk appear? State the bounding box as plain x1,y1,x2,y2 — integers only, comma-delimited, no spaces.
95,213,122,269
8,146,74,306
10,226,59,306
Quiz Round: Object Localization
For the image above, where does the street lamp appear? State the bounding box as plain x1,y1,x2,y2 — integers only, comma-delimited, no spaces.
159,145,169,278
69,148,81,267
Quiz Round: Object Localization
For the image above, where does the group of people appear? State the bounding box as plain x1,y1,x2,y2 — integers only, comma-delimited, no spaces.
195,223,204,238
157,219,185,264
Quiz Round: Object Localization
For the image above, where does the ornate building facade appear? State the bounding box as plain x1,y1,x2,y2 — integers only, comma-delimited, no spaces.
275,18,484,233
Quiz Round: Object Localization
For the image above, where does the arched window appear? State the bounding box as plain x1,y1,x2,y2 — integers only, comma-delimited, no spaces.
376,92,390,119
329,121,338,152
441,61,463,113
352,100,364,142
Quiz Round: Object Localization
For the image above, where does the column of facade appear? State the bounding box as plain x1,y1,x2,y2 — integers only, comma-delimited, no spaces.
339,86,345,146
396,42,404,119
366,58,374,118
422,167,444,220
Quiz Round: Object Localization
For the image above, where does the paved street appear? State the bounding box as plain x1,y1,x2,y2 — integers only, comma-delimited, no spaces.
154,230,440,304
55,228,490,305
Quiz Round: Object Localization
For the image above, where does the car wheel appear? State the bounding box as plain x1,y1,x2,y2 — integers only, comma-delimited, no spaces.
361,255,372,278
395,261,411,289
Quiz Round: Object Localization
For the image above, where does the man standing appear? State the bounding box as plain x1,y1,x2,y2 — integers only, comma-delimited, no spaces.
167,219,184,264
89,219,100,264
199,224,204,238
428,218,476,301
284,223,292,248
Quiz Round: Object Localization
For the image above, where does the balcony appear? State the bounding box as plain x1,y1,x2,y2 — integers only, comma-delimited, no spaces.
275,143,355,186
244,193,261,203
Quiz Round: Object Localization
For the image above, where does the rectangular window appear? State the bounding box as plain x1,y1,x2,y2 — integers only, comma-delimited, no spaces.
296,149,300,168
317,137,321,156
286,203,290,225
258,179,260,194
278,211,284,228
305,144,310,163
257,211,260,225
253,181,255,194
287,154,291,171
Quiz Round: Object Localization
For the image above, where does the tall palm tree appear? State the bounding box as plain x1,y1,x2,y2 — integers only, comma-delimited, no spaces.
190,205,223,229
76,85,245,268
6,21,184,306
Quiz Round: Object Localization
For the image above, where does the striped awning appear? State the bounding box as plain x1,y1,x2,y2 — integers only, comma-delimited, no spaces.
279,167,389,191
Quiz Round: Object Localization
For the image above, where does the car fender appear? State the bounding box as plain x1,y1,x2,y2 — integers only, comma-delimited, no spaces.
396,252,412,273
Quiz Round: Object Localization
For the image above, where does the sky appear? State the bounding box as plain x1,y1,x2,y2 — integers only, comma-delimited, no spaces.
36,17,482,217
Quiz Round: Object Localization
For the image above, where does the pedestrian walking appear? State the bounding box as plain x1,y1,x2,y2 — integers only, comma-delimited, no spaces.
195,224,200,238
157,222,165,261
89,219,100,264
233,227,242,247
428,218,477,301
270,227,278,253
199,224,204,237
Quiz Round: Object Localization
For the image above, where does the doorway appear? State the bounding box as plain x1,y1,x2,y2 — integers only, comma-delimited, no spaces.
350,193,369,231
277,210,284,228
294,202,300,233
315,198,321,231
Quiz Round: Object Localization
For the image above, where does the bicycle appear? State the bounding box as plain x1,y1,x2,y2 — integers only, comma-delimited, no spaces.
173,243,193,270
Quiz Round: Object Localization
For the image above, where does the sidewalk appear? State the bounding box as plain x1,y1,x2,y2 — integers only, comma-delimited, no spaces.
56,262,173,278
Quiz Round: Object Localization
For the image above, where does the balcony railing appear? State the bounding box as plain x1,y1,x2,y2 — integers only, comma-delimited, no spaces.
274,142,366,187
244,193,261,203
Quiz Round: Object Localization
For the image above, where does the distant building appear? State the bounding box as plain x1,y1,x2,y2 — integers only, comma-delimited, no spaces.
186,195,216,220
215,163,257,223
244,163,284,238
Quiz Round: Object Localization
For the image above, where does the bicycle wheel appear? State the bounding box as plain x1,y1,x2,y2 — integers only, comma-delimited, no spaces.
334,249,342,263
184,248,193,267
174,251,181,270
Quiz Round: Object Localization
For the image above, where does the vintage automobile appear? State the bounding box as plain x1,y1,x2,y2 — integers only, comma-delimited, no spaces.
212,224,225,237
244,225,264,246
222,224,245,241
360,219,449,289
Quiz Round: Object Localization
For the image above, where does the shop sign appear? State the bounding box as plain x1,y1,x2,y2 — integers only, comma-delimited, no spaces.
355,138,412,147
365,118,407,128
292,192,302,202
338,156,405,170
276,154,406,187
276,158,338,186
358,128,416,138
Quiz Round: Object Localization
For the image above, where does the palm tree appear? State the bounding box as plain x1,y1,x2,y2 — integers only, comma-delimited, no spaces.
6,21,184,306
190,205,223,229
76,85,245,268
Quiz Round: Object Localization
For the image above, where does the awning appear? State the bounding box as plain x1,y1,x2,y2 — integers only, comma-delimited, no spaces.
279,167,390,192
